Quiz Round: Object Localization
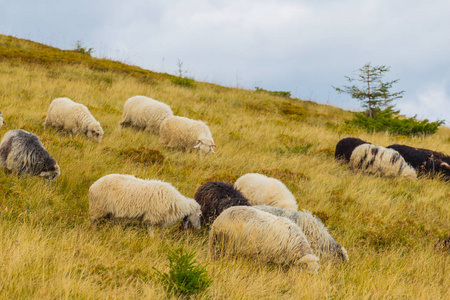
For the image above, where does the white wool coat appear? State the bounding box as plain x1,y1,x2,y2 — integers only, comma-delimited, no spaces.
119,95,174,134
209,206,319,273
349,144,417,180
159,116,215,155
44,97,104,143
254,205,349,262
234,173,298,211
89,174,201,228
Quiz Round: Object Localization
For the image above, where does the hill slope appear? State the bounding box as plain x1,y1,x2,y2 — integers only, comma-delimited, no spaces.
0,35,449,299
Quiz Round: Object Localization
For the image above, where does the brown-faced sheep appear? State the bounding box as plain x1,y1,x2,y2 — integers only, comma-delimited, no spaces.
159,116,216,155
89,174,202,234
335,137,370,162
119,95,174,134
349,144,417,179
234,173,298,211
0,129,60,182
254,205,348,263
194,181,250,225
44,97,104,143
209,206,319,273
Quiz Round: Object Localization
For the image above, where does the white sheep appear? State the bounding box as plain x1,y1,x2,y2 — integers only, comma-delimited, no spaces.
89,174,202,233
254,205,349,263
44,97,104,143
234,173,298,211
159,116,216,155
0,111,6,128
349,144,417,180
119,95,174,134
209,206,319,273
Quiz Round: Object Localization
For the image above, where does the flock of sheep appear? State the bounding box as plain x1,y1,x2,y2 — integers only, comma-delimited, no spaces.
1,95,449,275
335,137,450,181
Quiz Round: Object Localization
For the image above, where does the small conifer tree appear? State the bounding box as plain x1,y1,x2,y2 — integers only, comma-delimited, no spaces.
334,63,404,118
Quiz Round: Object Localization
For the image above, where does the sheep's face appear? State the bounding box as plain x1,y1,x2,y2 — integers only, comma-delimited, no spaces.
87,122,104,143
39,163,61,183
0,112,5,128
183,208,202,229
439,162,450,180
402,167,417,180
193,139,216,155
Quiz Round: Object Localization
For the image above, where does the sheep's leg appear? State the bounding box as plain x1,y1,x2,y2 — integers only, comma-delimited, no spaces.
208,231,222,260
147,225,155,238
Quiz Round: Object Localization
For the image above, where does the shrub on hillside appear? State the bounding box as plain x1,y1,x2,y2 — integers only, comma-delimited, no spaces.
153,245,212,297
171,76,196,88
73,40,94,56
346,109,444,136
255,86,291,98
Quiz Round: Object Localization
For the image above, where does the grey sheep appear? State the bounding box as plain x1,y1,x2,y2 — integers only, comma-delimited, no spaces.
254,205,349,263
0,129,60,182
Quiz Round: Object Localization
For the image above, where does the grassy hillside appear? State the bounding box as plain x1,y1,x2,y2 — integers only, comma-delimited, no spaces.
0,34,449,299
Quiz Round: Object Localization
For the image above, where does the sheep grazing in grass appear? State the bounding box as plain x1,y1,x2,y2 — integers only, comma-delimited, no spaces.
234,173,298,211
209,206,319,273
159,116,216,155
0,129,60,182
44,97,104,143
195,181,250,225
349,144,417,179
89,174,202,233
335,137,370,162
254,205,348,263
119,95,174,134
0,112,6,128
387,144,450,180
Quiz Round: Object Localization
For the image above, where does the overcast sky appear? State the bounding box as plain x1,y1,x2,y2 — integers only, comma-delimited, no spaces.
1,0,449,124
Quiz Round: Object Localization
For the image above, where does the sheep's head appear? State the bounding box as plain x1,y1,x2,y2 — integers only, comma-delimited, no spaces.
182,207,202,229
335,245,349,263
299,254,320,274
438,161,450,180
39,161,61,183
87,122,104,143
402,167,417,180
0,112,5,128
193,138,216,155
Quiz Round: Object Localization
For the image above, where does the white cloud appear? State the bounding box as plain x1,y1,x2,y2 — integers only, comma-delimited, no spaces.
399,82,450,124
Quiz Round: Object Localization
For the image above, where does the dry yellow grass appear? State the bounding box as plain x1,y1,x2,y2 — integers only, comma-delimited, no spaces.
0,35,449,299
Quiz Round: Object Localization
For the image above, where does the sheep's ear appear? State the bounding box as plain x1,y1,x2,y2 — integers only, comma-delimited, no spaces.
182,219,190,229
193,141,202,149
210,146,216,154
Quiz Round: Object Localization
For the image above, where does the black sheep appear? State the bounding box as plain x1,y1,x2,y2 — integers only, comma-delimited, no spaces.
417,148,450,165
335,137,370,162
387,144,450,180
194,181,250,225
